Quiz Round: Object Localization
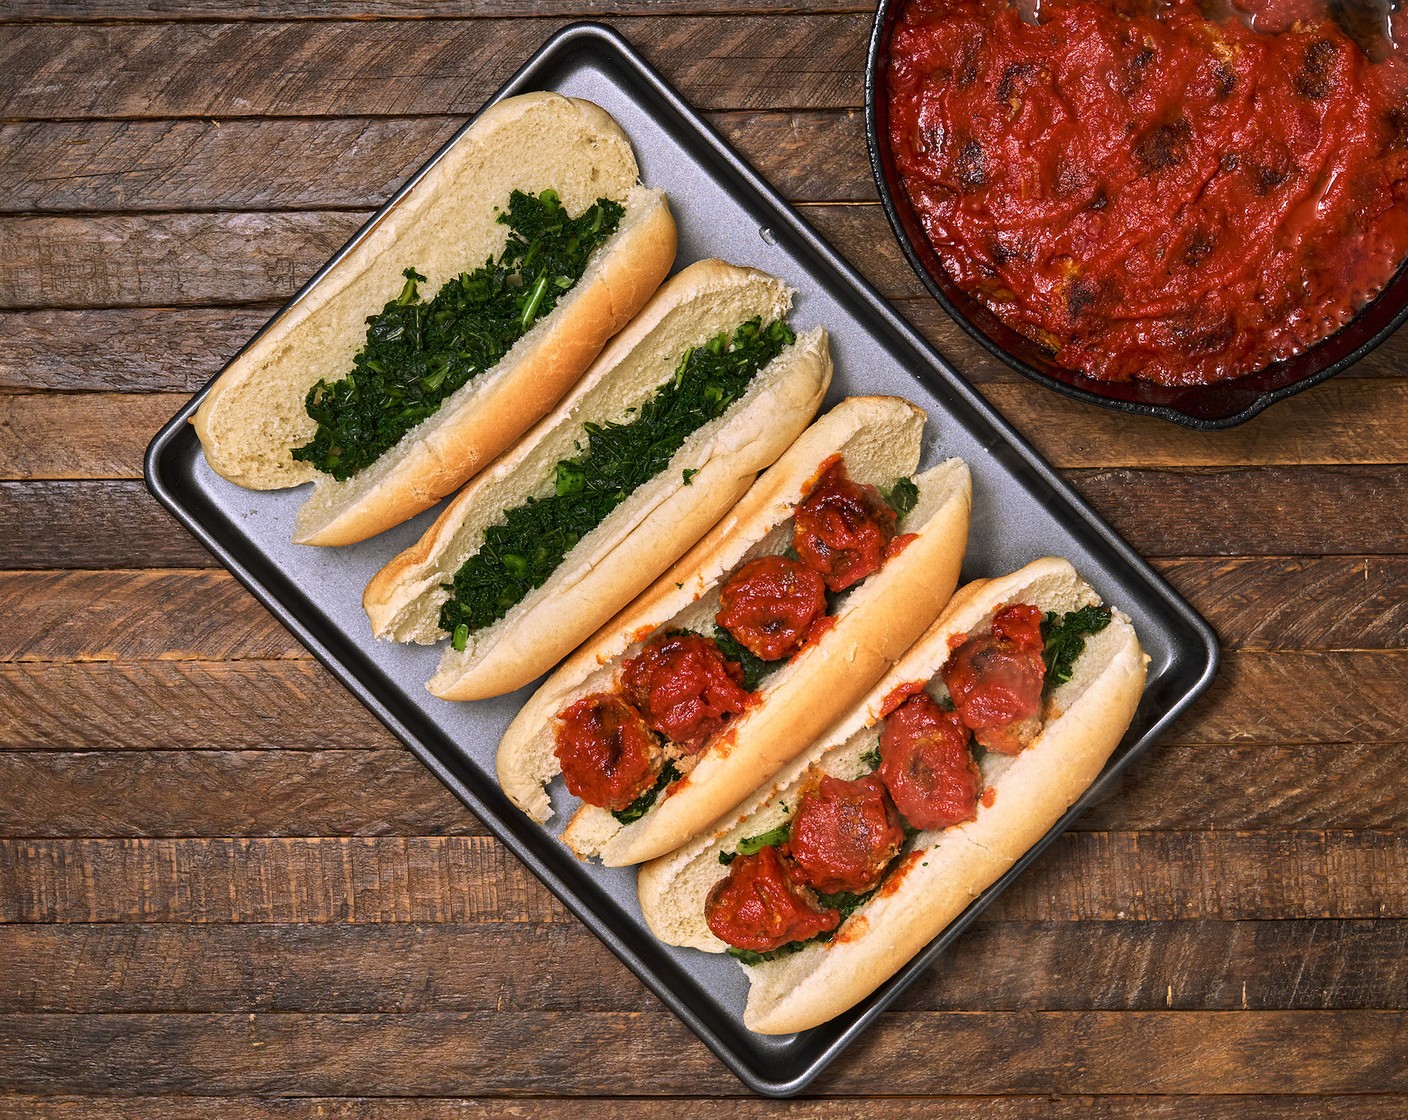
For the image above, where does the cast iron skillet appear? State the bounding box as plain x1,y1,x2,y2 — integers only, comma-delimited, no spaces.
866,0,1408,429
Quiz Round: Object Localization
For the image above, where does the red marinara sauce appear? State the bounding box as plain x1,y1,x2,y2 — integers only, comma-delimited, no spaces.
792,459,897,592
786,774,908,895
621,632,752,751
886,0,1408,385
715,554,829,661
553,694,661,812
876,691,981,829
705,846,842,952
942,604,1047,755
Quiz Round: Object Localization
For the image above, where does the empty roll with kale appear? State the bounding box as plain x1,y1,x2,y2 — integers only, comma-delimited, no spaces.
192,92,676,545
362,259,832,701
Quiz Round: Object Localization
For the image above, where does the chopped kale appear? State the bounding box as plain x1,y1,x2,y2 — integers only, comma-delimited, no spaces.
719,821,791,865
712,625,783,692
292,189,624,481
814,886,878,918
727,930,834,965
1041,604,1114,693
439,317,795,638
611,760,681,826
881,476,919,517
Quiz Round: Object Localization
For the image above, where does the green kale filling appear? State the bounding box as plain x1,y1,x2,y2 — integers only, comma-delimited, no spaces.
1041,604,1113,693
712,625,784,692
881,476,919,516
439,317,796,644
290,189,625,481
718,821,792,866
612,760,681,826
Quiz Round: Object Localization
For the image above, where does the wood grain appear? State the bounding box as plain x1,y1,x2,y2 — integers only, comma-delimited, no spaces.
0,661,390,751
0,394,188,480
0,17,871,121
0,1009,1405,1095
0,205,978,308
4,0,870,16
2,919,1402,1014
2,650,1402,753
1156,557,1408,650
1066,466,1408,556
0,662,385,749
3,832,1403,924
0,837,574,925
0,308,279,393
4,737,1407,837
0,213,357,310
0,570,307,663
1,1098,1405,1120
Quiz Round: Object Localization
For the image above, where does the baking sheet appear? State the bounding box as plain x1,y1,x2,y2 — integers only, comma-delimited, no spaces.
145,22,1220,1096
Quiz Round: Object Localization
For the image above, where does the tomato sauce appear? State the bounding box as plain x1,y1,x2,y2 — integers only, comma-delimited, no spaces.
942,605,1047,755
621,632,753,752
704,846,842,952
886,0,1408,384
786,774,908,894
553,694,662,813
877,692,981,829
715,555,828,661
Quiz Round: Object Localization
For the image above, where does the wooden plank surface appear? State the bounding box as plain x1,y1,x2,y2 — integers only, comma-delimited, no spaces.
1,559,1401,665
5,738,1408,836
1,0,1404,1110
1,1099,1406,1120
4,832,1404,924
5,469,1407,570
0,17,872,120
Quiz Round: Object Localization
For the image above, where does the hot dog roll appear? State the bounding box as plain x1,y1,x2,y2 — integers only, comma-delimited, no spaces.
497,395,973,866
364,259,832,700
637,556,1148,1033
193,92,676,545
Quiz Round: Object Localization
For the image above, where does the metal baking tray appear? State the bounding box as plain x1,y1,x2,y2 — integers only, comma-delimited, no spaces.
145,22,1219,1097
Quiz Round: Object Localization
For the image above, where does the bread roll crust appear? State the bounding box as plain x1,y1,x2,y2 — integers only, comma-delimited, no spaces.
636,557,1149,1034
363,259,832,701
496,397,972,865
191,92,675,545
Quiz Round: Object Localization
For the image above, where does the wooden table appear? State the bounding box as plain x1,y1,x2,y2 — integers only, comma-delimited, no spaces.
2,2,1406,1114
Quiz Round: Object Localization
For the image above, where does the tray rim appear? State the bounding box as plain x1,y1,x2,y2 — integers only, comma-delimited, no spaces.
145,19,1221,1098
